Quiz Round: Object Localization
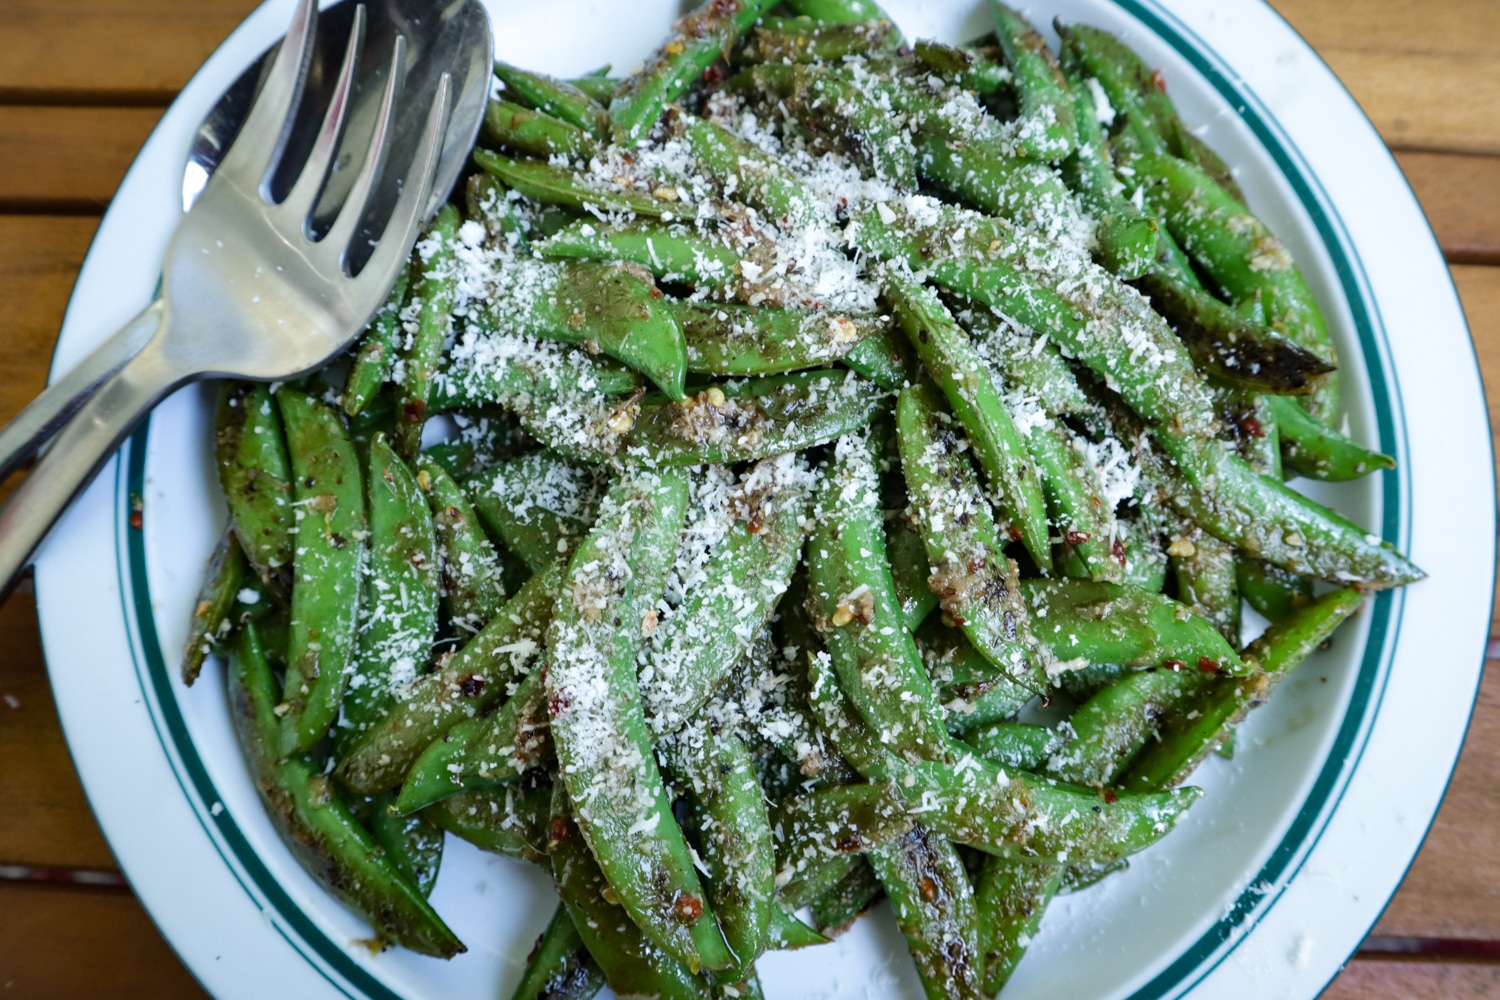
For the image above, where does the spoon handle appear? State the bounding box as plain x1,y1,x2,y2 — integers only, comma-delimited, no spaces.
0,330,185,597
0,300,163,483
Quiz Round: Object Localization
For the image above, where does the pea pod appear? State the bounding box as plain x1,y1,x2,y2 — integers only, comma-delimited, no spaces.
887,277,1052,570
965,722,1064,772
336,565,558,794
540,218,744,293
474,150,681,220
609,0,779,147
989,1,1075,162
641,454,811,735
886,515,939,634
913,39,1012,95
1169,527,1241,646
736,17,900,65
366,791,444,898
672,300,877,377
424,783,550,863
337,435,439,756
959,307,1093,418
975,857,1061,994
415,454,508,632
493,61,610,138
473,254,688,401
1264,394,1395,481
1023,418,1123,582
343,267,411,418
546,786,711,996
869,826,986,1000
840,321,915,391
181,529,249,685
772,783,914,881
214,381,294,592
853,198,1217,440
276,387,366,755
808,859,882,937
566,74,620,104
806,429,953,762
677,116,822,228
432,331,642,412
1236,558,1312,622
227,625,464,957
545,467,731,971
895,382,1050,682
482,99,597,160
511,904,607,1000
521,369,882,467
392,205,460,457
1120,587,1364,790
784,0,899,33
466,451,608,573
916,618,1034,732
1045,666,1208,787
781,66,917,189
663,727,775,971
1020,578,1245,674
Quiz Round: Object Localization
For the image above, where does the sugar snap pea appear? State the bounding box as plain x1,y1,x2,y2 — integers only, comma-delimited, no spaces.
1168,526,1241,646
393,204,460,458
336,565,558,794
676,116,822,229
336,434,439,757
227,624,464,956
784,0,899,30
673,301,877,377
840,321,915,390
1236,558,1312,622
431,332,642,412
424,782,550,863
912,39,1012,95
886,515,939,635
276,387,366,756
473,150,681,220
343,266,411,418
989,1,1076,162
467,451,607,573
540,218,744,293
414,454,508,632
482,99,597,160
366,790,444,898
869,825,986,1000
916,618,1034,731
181,528,248,685
975,856,1061,993
214,382,294,593
807,858,883,937
510,904,607,1000
965,721,1064,772
736,17,899,65
1023,418,1123,583
1045,665,1208,787
1265,394,1395,481
493,61,610,138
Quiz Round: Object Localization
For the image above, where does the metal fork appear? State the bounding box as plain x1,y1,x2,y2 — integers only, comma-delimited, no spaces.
0,0,453,594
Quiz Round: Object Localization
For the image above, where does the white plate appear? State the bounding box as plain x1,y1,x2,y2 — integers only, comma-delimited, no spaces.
36,1,1494,998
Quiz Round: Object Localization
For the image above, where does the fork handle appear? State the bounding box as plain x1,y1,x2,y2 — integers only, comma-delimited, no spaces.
0,335,185,597
0,299,164,483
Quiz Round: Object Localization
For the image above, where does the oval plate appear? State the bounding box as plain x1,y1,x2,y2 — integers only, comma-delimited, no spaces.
35,1,1494,997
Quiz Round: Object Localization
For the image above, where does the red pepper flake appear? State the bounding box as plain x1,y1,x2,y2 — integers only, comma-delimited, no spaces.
673,893,704,923
834,835,863,853
1064,530,1091,546
1151,69,1168,93
746,516,764,535
919,877,939,903
403,399,426,425
1240,414,1265,438
1198,657,1220,674
547,692,572,719
1006,525,1024,542
1102,788,1119,804
128,492,144,530
549,817,570,846
1163,659,1187,672
1112,537,1127,566
458,675,486,698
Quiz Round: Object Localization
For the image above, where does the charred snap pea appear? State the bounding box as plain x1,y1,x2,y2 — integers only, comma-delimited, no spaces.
1265,394,1395,481
393,204,460,458
414,454,509,633
736,17,900,65
975,857,1062,993
989,0,1076,162
913,39,1012,95
215,381,294,593
482,99,598,160
344,266,411,418
466,451,608,573
493,61,610,138
181,529,249,685
227,625,463,957
1236,558,1313,622
807,859,883,938
366,790,444,898
474,150,682,221
510,904,608,1000
431,332,642,412
672,300,878,377
869,825,987,1000
276,387,366,756
425,782,551,862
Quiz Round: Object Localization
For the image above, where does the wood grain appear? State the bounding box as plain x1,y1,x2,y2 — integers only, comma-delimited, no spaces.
1395,152,1500,265
0,881,207,997
0,215,98,424
1325,958,1500,998
1269,0,1500,154
0,0,258,102
0,107,160,211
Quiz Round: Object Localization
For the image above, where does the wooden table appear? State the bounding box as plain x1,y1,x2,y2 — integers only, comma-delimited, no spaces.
0,1,1496,995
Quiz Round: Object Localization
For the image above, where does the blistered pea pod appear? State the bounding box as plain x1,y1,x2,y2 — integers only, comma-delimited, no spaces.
539,219,742,294
912,39,1013,96
335,434,440,759
392,204,460,458
662,726,776,974
180,529,248,685
1236,558,1313,622
1022,418,1124,583
493,61,610,138
343,265,410,418
957,306,1094,419
1120,587,1365,791
1167,524,1241,646
364,790,444,898
275,387,366,756
672,301,882,379
887,277,1052,570
771,783,915,892
1128,150,1341,423
1215,388,1283,479
564,74,619,104
974,857,1062,994
963,721,1064,773
481,99,597,160
989,1,1076,162
214,381,294,594
473,150,682,221
853,198,1218,444
894,382,1052,684
336,565,559,794
463,173,532,253
780,65,918,190
423,781,551,863
227,624,465,957
804,860,881,938
544,467,733,972
1020,578,1245,675
783,0,901,35
546,785,714,996
676,116,823,229
520,369,883,468
413,454,509,632
1121,504,1170,593
868,826,988,1000
805,428,955,763
886,515,939,635
1147,433,1424,589
735,16,900,65
1264,394,1395,481
608,0,780,147
510,904,607,1000
465,451,608,573
840,321,915,391
915,618,1035,733
1044,664,1210,787
466,250,688,400
429,335,643,414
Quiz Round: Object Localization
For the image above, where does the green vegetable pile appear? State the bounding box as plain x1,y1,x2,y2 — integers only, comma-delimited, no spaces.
183,0,1423,996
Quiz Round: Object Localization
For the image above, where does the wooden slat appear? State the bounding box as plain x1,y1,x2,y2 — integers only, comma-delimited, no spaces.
0,881,206,996
0,107,160,211
0,215,98,424
0,592,117,870
1396,152,1500,265
1269,0,1500,155
0,0,258,102
1326,957,1500,998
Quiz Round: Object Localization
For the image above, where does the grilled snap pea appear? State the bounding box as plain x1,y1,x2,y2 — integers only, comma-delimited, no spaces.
215,381,294,593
